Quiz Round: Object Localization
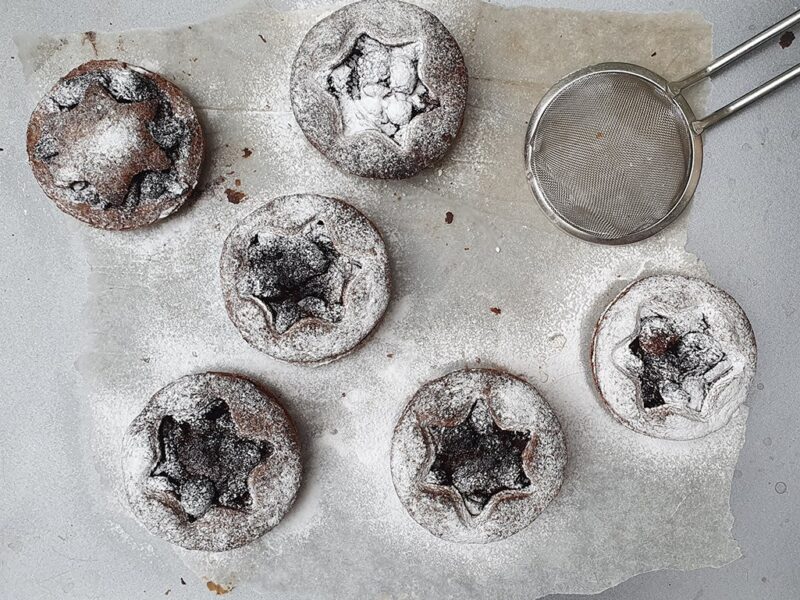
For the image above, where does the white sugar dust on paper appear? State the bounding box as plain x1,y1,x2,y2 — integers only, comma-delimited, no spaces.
17,1,744,598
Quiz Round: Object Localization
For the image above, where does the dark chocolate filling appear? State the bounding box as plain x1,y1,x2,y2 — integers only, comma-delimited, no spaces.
630,314,726,409
151,399,273,521
245,221,359,334
425,399,531,516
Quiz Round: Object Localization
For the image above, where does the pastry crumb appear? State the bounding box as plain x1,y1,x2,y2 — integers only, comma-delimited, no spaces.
225,189,246,204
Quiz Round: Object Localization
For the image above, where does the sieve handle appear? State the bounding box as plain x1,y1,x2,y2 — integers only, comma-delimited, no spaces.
671,10,800,93
693,62,800,133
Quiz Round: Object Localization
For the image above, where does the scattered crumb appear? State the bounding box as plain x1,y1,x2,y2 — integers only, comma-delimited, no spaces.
596,131,604,139
242,147,252,158
475,358,482,364
82,31,98,55
464,247,470,251
495,247,501,253
259,33,267,44
651,51,657,57
779,31,795,48
181,578,186,585
225,189,246,204
387,353,394,358
490,307,502,315
165,590,171,596
206,581,233,595
341,392,347,398
234,179,242,187
141,357,150,363
437,168,443,176
445,211,454,224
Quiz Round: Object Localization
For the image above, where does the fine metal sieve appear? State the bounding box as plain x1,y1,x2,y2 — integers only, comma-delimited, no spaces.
525,11,800,244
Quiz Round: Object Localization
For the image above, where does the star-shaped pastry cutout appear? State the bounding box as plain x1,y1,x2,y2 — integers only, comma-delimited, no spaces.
151,400,272,521
243,219,361,334
613,306,733,413
44,81,171,207
421,399,531,518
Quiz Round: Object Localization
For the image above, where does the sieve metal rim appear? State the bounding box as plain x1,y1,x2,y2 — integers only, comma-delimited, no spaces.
524,62,704,245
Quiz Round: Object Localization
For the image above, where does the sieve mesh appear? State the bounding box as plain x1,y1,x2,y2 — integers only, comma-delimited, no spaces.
528,71,694,241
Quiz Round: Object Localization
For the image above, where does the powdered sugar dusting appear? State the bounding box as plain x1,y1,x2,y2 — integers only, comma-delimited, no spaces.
19,2,748,597
86,118,138,163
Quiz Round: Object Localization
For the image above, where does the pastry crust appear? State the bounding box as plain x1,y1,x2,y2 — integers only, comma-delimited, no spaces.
27,59,203,230
220,194,391,364
591,275,757,440
390,368,567,543
123,372,302,552
290,0,467,179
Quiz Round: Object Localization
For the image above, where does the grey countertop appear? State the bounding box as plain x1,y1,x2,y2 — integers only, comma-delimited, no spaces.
1,1,798,599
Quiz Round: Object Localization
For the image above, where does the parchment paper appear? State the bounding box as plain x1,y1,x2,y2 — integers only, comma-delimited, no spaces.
17,2,744,598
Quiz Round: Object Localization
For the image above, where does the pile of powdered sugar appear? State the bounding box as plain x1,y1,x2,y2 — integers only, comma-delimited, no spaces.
18,1,749,598
328,34,437,145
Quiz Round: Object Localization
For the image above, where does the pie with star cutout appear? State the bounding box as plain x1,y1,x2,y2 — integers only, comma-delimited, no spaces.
220,194,391,364
27,59,203,229
391,368,566,543
290,0,467,179
45,81,171,207
123,372,302,552
592,275,757,440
